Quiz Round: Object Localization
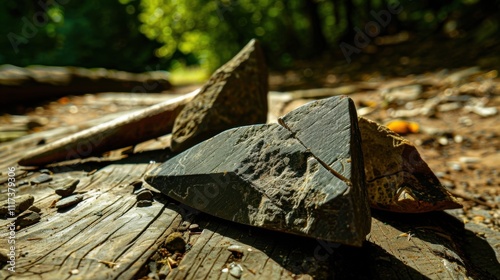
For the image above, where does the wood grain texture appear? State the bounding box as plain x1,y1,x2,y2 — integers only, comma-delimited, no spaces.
17,90,198,166
1,108,499,279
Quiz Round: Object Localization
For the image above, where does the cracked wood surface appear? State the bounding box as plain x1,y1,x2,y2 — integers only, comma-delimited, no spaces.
1,104,499,279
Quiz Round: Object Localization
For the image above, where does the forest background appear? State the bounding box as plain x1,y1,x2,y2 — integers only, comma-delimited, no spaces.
1,0,499,76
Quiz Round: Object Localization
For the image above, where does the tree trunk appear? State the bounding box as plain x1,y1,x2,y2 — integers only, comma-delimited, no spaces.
305,0,329,54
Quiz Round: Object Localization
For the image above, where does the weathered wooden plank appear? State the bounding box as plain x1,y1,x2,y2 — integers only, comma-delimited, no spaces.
1,152,498,279
368,211,473,279
139,207,498,279
0,65,172,105
0,109,138,171
167,222,219,279
0,160,181,279
185,226,229,279
18,90,198,166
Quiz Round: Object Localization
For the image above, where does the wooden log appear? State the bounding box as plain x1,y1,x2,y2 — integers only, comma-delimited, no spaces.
17,90,199,166
0,65,172,105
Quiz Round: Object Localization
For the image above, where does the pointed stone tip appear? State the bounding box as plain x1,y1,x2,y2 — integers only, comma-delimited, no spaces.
170,36,268,152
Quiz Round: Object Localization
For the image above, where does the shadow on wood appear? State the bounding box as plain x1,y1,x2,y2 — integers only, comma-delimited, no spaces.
136,204,430,279
371,210,500,279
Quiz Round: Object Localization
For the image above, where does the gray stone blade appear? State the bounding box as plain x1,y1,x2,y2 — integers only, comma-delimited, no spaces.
146,97,369,246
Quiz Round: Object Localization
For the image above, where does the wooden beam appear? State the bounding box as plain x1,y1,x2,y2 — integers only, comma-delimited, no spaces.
18,90,199,166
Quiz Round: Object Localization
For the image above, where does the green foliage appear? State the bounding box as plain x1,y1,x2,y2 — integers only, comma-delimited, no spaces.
1,0,499,72
138,0,323,70
0,0,164,72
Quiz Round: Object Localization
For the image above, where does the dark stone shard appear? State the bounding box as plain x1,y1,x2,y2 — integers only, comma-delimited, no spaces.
55,179,79,197
130,180,143,189
16,210,41,227
55,194,83,209
31,173,52,184
170,39,268,152
28,205,41,213
146,98,369,246
278,96,370,236
0,194,34,216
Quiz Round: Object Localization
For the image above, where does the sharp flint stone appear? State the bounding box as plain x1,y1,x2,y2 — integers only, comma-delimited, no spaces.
146,96,369,246
170,39,268,152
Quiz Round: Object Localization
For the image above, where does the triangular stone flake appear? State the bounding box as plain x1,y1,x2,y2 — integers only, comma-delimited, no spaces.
171,39,268,152
146,96,370,246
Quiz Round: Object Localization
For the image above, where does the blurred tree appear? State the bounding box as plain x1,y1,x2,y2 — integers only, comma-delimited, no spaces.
0,0,164,72
1,0,499,72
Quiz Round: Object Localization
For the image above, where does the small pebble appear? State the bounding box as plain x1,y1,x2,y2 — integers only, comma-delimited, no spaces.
55,195,83,209
441,180,455,189
136,189,153,201
454,135,463,144
55,179,80,197
438,137,449,146
459,157,480,164
31,174,52,184
137,200,153,207
177,221,191,232
470,209,492,219
188,224,200,232
447,162,462,172
229,262,243,278
39,169,51,175
70,269,80,275
165,232,186,252
435,172,446,178
458,116,473,127
468,105,498,117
